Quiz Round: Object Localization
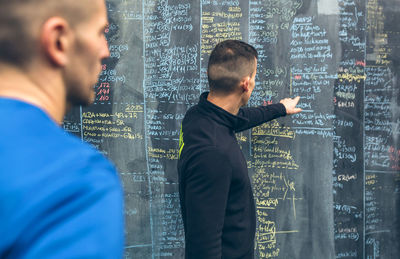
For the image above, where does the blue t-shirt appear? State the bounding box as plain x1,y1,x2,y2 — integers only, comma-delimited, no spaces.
0,98,124,258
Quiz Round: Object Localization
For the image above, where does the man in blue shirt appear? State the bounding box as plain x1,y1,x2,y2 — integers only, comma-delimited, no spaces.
0,0,124,258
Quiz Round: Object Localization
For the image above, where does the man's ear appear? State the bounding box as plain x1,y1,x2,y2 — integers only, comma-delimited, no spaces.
240,76,250,92
40,17,71,66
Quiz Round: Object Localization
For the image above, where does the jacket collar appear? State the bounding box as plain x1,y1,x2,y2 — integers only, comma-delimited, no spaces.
198,92,249,130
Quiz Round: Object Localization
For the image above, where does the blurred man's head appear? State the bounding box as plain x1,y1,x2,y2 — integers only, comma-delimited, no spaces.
0,0,110,106
207,40,258,99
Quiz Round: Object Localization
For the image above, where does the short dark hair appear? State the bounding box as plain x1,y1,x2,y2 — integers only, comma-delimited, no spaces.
0,0,95,68
207,40,258,93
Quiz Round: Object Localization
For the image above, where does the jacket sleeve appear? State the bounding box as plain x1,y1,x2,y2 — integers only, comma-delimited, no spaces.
235,103,286,132
183,148,232,259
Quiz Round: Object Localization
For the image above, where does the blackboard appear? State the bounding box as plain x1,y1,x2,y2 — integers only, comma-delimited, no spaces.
63,0,400,258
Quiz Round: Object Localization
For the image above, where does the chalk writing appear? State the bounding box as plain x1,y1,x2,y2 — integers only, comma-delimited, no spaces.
201,5,244,55
62,1,400,258
253,169,300,258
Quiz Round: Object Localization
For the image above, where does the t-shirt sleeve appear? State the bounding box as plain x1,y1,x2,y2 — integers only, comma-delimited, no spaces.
20,153,125,259
183,148,232,259
235,103,286,132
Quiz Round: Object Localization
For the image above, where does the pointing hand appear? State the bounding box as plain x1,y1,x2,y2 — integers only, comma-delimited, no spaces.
279,96,302,115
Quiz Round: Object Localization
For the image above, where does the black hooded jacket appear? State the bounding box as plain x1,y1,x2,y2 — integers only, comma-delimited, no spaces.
178,92,286,258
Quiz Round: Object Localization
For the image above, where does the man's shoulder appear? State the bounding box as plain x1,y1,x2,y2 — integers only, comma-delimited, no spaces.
178,145,232,178
180,104,237,162
182,103,202,122
0,99,118,188
51,132,119,184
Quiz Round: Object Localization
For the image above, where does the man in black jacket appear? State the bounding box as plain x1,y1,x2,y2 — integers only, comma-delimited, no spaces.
178,40,302,258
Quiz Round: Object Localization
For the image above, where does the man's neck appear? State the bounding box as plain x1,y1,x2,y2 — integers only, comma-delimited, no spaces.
0,63,66,124
207,91,243,115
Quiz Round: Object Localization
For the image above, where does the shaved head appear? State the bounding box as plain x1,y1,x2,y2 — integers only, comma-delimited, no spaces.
207,40,258,94
0,0,99,67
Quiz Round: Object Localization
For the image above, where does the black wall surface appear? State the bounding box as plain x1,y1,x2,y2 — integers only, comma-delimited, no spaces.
63,0,400,258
